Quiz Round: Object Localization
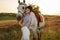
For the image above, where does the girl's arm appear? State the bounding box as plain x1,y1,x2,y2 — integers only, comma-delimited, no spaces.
19,20,25,27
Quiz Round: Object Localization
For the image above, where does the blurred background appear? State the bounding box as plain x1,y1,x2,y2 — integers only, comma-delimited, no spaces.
0,0,60,15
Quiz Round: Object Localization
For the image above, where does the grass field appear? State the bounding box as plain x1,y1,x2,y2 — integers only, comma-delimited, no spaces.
0,13,60,40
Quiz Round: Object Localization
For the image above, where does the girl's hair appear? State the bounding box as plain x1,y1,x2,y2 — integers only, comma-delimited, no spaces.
25,6,33,12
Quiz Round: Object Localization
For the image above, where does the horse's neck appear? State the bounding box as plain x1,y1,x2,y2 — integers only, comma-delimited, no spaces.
30,12,38,25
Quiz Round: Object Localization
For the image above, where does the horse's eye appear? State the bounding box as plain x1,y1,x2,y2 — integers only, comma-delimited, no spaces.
22,7,25,9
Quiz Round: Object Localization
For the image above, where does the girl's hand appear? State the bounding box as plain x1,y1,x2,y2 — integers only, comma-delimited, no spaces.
19,20,25,27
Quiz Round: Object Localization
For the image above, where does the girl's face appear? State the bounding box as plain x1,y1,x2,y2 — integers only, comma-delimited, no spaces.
25,8,31,14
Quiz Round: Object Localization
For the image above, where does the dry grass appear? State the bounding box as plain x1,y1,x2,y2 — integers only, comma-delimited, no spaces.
0,14,60,40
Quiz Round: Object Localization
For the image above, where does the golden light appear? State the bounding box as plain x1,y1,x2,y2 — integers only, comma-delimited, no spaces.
26,0,60,15
0,0,60,15
0,0,18,13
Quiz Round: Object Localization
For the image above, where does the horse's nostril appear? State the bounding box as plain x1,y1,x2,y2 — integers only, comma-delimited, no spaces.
22,7,24,9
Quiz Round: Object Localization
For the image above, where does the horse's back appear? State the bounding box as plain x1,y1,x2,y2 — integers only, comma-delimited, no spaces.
39,14,45,28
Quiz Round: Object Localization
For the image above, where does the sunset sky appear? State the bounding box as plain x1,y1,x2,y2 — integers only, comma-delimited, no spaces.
0,0,60,15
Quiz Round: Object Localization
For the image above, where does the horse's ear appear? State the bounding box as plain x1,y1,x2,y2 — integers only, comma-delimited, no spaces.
18,0,20,4
23,0,25,3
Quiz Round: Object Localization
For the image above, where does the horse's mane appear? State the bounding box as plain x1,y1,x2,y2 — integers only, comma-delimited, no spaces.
29,5,43,24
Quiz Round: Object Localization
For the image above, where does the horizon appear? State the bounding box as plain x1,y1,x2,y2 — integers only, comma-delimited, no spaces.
0,12,60,16
0,0,60,15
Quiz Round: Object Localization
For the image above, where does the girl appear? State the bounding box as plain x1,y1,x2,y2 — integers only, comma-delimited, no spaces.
19,6,31,40
19,6,37,40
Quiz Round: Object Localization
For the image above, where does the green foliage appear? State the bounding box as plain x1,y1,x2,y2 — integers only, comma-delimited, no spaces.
0,13,60,40
0,25,21,40
0,13,16,20
41,31,58,40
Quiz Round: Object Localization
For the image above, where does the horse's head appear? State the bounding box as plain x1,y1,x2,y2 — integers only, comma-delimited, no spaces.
18,0,27,13
17,0,27,20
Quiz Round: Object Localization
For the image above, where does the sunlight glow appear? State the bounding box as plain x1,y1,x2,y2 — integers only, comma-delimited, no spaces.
26,0,60,15
0,0,60,15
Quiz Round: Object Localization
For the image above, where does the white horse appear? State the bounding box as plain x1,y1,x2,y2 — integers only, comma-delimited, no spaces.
38,13,45,40
17,0,45,40
17,0,27,24
30,12,45,40
39,14,45,29
17,0,30,40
